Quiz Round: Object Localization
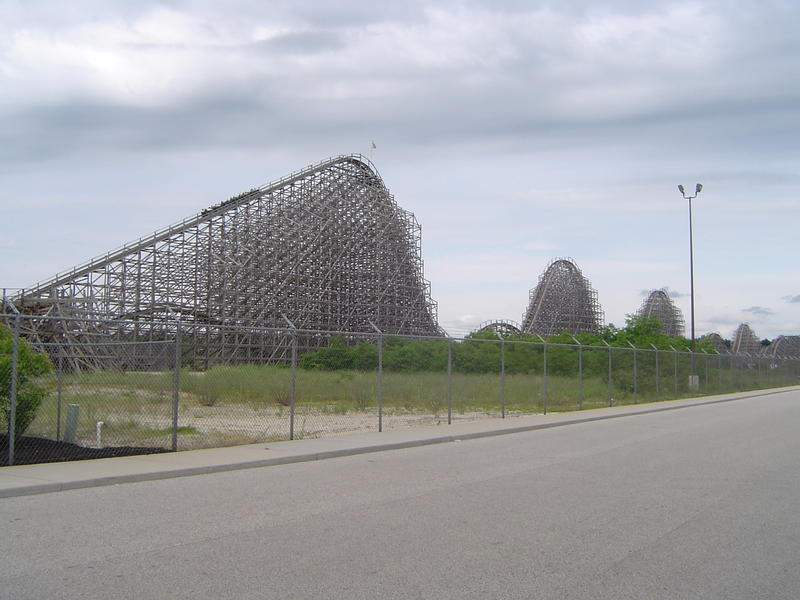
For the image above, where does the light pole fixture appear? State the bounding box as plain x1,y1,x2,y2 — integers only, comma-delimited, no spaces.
678,183,702,380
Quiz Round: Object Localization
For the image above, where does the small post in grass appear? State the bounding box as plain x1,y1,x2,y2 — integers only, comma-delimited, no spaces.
64,404,79,444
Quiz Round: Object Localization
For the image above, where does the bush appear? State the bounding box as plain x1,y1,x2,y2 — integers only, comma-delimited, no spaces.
1,322,53,441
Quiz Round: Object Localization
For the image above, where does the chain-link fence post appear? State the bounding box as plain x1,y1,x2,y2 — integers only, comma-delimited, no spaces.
56,346,63,441
756,354,762,387
603,340,612,406
651,344,660,401
741,354,748,391
578,344,584,410
447,338,452,425
7,313,21,466
290,332,297,439
670,345,678,395
281,315,298,440
729,353,734,390
369,321,383,433
541,336,548,415
171,317,182,451
571,336,584,410
628,342,638,402
577,342,584,410
499,338,506,419
3,288,22,466
773,356,779,386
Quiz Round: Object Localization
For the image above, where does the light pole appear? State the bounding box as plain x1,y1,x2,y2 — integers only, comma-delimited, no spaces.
678,183,702,386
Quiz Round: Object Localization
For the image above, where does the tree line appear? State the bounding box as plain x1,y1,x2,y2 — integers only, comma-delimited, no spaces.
299,316,715,375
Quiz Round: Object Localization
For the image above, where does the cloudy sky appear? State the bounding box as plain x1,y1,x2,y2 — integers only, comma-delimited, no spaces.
1,0,798,339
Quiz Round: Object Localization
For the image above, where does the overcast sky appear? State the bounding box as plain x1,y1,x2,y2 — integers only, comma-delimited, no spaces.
1,0,798,339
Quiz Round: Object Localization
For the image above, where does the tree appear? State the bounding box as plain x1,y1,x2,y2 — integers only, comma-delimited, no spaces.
1,322,52,442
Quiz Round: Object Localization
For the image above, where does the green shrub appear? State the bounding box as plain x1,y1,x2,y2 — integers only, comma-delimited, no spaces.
1,322,53,441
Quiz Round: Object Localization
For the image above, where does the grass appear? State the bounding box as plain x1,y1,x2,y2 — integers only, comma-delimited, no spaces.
19,361,798,451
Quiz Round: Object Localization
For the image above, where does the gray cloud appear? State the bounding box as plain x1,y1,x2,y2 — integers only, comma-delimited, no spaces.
742,306,774,316
3,1,800,167
257,31,346,54
783,294,800,303
703,314,738,327
639,286,685,298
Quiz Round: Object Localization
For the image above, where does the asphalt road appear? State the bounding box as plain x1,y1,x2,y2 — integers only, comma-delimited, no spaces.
2,390,799,599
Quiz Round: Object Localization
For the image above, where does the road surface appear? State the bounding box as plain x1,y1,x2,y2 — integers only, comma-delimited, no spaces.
2,390,799,599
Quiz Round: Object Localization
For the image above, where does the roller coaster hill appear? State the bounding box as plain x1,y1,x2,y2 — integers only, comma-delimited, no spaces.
4,155,442,370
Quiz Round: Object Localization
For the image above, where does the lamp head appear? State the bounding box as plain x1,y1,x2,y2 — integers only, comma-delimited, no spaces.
695,183,703,194
678,184,685,195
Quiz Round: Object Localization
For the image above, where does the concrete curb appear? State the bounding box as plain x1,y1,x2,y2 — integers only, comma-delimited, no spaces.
1,387,796,499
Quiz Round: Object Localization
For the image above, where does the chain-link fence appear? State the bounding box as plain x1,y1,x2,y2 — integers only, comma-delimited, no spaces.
2,312,799,466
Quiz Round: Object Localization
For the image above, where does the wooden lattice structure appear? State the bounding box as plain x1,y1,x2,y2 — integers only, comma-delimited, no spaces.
474,320,523,338
701,332,729,354
10,155,441,368
731,323,761,355
521,258,603,337
762,335,800,358
635,289,685,337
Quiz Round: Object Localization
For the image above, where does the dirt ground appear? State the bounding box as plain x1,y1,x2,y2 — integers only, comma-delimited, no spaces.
6,407,507,465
